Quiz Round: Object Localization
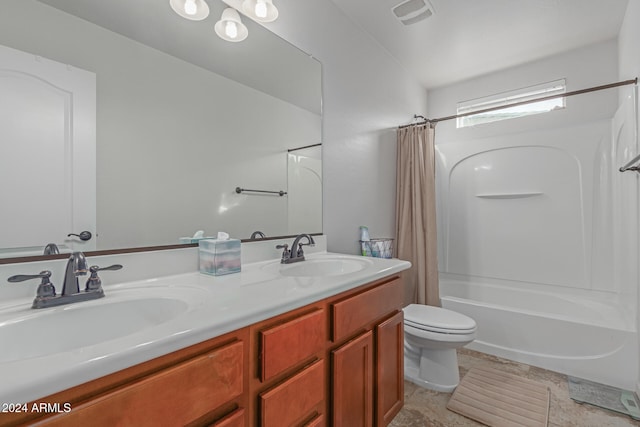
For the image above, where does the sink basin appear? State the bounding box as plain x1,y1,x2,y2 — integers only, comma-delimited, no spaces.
0,287,206,363
273,257,373,277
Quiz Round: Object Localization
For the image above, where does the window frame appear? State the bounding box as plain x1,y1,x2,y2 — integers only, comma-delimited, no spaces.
456,79,566,128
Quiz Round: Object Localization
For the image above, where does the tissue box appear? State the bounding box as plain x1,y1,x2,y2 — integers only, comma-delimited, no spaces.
199,239,241,276
179,236,215,244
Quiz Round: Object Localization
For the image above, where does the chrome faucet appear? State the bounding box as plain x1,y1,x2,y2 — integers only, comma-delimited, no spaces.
62,251,88,296
277,234,315,264
7,252,122,309
43,243,60,255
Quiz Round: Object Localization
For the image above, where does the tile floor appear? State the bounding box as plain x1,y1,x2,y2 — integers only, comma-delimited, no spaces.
390,348,640,427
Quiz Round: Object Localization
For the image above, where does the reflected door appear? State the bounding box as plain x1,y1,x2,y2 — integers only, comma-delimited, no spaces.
0,44,96,256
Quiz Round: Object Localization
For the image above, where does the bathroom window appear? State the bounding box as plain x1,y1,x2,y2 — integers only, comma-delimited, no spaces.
456,79,566,128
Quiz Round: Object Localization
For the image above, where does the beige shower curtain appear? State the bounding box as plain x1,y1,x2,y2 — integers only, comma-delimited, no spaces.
395,123,440,307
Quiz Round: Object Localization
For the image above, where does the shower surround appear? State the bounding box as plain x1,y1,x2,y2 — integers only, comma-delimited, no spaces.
436,89,639,390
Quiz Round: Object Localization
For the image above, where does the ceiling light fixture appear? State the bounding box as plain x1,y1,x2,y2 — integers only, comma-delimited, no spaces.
170,0,210,21
215,7,248,42
241,0,278,23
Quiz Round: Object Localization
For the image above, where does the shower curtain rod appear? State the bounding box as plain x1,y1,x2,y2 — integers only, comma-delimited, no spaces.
399,77,638,129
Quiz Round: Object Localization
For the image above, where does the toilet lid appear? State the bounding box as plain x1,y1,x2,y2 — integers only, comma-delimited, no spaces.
403,304,476,334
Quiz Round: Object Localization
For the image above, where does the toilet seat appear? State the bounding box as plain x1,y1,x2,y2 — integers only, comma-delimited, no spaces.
404,304,476,335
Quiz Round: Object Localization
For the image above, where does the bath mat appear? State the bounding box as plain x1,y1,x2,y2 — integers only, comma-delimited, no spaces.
447,366,550,427
568,376,640,420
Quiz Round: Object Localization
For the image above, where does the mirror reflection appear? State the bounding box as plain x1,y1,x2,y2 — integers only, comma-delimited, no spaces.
0,0,322,260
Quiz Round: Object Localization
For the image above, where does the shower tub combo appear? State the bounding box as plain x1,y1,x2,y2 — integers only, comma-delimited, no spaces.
440,275,636,390
435,91,639,390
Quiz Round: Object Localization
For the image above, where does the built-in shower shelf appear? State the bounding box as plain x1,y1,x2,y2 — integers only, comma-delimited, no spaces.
475,192,543,199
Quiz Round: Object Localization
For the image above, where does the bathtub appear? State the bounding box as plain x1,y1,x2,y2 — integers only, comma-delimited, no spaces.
440,275,638,390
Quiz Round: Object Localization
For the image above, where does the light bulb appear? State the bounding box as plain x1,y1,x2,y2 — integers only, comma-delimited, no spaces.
225,21,238,39
255,0,268,18
184,0,197,15
215,7,247,42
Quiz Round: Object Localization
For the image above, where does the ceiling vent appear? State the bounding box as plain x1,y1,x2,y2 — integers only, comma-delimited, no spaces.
392,0,435,26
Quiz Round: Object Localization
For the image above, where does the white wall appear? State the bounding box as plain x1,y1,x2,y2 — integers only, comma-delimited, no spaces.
428,39,619,143
259,0,428,254
618,0,640,396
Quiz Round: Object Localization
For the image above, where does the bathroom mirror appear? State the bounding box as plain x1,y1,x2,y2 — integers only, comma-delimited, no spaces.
0,0,322,261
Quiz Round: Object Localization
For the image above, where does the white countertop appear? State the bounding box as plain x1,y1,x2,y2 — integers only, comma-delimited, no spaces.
0,251,410,405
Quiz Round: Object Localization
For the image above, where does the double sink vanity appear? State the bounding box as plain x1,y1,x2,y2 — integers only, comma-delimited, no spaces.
0,236,410,426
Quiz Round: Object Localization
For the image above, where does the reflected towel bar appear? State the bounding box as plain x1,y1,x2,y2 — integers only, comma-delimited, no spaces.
476,192,543,199
619,153,640,173
235,187,287,196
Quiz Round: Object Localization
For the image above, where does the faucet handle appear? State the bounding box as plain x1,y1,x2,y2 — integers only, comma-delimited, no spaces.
275,244,290,263
8,270,56,298
296,238,315,257
90,264,123,272
85,264,123,292
296,243,311,258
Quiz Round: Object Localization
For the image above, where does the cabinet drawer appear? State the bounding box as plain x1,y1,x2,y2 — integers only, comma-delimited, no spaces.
40,340,244,427
260,308,326,382
211,408,245,427
332,278,403,342
259,359,325,426
303,413,324,427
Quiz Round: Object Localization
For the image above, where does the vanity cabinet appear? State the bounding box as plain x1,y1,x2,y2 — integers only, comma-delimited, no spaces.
2,275,403,427
2,329,250,427
39,340,246,427
248,276,404,427
249,305,327,426
330,277,404,427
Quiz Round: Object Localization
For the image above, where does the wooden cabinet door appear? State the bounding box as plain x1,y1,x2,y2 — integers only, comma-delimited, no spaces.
376,311,404,427
331,331,374,427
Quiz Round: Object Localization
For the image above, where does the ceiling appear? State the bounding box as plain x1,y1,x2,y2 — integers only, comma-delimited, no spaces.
330,0,630,89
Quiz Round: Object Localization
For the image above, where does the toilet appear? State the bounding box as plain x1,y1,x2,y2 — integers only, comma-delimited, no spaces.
403,304,477,392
